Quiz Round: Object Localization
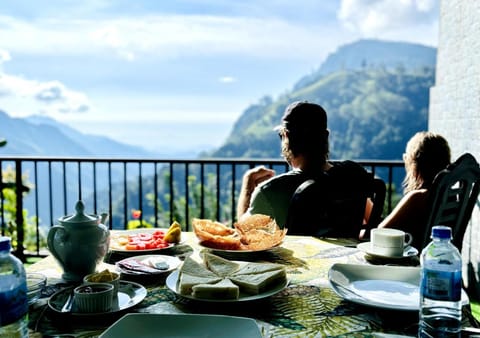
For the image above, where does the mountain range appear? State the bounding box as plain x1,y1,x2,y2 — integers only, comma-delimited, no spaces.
212,39,436,161
0,39,436,161
0,112,155,158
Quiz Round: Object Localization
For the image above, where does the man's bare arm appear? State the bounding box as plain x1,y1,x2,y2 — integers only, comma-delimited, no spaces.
236,166,275,220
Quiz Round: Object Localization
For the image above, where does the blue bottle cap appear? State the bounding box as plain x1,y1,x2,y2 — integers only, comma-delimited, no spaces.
0,236,11,251
431,225,452,240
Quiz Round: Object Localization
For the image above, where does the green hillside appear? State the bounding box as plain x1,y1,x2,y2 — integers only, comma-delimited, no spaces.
212,66,434,161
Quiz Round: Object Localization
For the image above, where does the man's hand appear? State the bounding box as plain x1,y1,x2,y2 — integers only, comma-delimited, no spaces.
236,166,275,220
243,166,275,189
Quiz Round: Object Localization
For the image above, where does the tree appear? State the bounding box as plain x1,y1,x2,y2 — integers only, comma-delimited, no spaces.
1,138,47,257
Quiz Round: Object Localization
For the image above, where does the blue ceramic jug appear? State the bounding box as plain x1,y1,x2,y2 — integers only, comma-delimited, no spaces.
47,200,110,282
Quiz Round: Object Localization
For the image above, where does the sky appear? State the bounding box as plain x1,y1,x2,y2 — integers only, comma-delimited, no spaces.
0,0,440,155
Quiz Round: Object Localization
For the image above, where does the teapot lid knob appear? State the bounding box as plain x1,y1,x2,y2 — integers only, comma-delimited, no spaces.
61,200,98,224
75,200,85,214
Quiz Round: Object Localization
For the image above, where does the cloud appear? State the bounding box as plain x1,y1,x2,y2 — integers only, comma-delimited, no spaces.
338,0,438,39
0,13,337,63
35,81,90,113
0,4,439,69
0,49,11,64
218,76,236,84
0,54,91,114
88,15,319,60
90,25,135,61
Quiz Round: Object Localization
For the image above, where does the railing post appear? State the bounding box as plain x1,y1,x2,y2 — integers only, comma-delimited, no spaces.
15,160,26,262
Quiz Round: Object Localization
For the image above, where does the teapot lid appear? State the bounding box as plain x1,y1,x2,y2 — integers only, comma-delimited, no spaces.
60,200,98,225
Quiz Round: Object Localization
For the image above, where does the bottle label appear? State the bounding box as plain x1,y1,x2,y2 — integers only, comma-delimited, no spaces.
421,268,462,301
0,283,28,326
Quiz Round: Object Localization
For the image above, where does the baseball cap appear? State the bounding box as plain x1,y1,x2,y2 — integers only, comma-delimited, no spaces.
274,101,328,132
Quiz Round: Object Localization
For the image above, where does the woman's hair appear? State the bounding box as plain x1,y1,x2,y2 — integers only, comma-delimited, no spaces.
403,131,451,193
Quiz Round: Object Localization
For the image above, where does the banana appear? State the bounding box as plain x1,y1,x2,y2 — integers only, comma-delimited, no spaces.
168,221,181,232
165,221,182,243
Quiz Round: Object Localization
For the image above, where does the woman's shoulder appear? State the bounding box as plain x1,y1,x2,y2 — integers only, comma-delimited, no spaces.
404,189,429,202
378,188,429,230
392,189,429,213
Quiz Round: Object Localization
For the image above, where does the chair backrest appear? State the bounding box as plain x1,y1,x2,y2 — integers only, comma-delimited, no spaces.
420,153,480,251
286,173,385,239
365,177,387,231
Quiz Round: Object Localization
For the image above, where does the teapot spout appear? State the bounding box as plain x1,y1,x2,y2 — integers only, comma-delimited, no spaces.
100,212,109,226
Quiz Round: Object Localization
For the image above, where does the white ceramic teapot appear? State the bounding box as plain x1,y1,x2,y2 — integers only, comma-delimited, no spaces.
47,200,110,282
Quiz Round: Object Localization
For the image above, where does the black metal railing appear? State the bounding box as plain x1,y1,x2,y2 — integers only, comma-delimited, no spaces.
0,156,404,260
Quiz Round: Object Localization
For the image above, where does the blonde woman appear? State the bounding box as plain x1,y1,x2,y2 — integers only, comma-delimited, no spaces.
377,131,451,250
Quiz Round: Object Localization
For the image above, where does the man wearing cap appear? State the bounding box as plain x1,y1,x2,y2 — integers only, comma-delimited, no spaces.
236,100,372,237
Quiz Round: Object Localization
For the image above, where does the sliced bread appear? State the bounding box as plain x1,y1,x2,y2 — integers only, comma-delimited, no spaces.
232,262,284,276
203,252,240,277
178,273,222,295
229,268,286,295
192,278,240,300
180,256,218,278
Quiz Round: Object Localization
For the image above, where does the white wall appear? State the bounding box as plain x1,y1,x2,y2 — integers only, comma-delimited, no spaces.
429,0,480,293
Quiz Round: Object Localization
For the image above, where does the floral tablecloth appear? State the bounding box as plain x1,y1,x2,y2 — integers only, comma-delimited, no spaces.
26,233,476,338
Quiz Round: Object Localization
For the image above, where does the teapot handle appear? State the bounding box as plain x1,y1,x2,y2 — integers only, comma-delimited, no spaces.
47,225,67,266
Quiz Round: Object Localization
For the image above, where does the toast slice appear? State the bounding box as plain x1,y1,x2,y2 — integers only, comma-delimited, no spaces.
178,273,222,295
229,268,287,295
192,278,240,300
180,256,218,278
203,252,240,277
232,262,284,276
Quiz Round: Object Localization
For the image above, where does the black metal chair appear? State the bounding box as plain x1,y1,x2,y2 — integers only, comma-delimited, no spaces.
364,177,387,232
285,172,386,239
420,153,480,252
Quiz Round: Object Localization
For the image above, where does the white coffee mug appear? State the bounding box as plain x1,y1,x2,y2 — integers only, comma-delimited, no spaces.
370,228,413,257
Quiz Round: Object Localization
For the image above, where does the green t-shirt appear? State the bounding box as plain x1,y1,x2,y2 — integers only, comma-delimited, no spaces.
248,169,306,228
247,161,370,229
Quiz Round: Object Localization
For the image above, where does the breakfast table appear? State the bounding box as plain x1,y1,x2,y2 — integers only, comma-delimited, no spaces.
26,231,479,338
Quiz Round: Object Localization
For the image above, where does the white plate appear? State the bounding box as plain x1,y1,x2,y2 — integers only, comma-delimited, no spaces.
110,229,177,253
357,242,419,259
198,242,282,260
48,280,147,316
328,263,468,311
99,313,262,338
116,255,181,276
166,269,288,303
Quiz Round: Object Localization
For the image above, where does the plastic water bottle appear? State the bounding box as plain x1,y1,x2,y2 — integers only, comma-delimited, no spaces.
419,225,462,338
0,236,29,338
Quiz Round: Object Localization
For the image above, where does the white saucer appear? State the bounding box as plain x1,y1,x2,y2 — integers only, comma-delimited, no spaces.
357,242,418,259
48,280,147,316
